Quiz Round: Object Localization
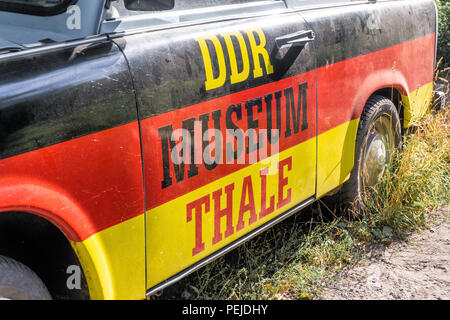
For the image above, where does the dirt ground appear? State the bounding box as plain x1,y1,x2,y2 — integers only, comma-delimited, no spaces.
319,207,449,300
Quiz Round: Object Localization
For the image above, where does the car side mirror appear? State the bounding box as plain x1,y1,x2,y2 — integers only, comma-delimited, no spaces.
124,0,175,11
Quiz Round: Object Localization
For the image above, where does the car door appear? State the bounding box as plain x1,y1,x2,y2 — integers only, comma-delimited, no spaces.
105,0,318,293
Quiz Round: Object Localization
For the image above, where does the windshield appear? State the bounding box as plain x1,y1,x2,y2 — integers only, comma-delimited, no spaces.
0,0,77,15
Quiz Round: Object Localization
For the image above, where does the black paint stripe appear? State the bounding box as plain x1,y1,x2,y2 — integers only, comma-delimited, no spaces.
0,0,435,161
0,40,138,160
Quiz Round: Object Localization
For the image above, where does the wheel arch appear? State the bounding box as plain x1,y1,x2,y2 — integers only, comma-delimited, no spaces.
349,68,410,128
0,179,116,300
318,71,409,198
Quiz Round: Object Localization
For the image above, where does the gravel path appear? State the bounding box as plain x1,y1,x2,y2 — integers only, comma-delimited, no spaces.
320,207,449,300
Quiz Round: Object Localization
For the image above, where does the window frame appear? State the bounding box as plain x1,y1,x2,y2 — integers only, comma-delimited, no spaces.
102,0,287,34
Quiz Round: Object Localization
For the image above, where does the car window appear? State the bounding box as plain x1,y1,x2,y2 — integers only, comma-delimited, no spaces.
0,0,66,6
0,0,74,15
102,0,287,32
113,0,282,18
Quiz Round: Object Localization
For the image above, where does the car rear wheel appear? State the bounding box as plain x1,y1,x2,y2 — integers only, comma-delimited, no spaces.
0,255,51,300
339,95,402,215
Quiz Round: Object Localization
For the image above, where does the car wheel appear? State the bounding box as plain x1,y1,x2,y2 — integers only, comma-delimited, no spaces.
0,255,52,300
339,95,402,215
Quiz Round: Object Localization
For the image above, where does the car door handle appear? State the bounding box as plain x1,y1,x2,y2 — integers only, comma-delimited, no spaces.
275,30,315,49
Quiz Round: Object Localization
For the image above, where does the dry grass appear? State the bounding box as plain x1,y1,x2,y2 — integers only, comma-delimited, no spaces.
359,109,449,239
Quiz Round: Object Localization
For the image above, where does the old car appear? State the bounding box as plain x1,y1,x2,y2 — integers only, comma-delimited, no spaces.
0,0,439,299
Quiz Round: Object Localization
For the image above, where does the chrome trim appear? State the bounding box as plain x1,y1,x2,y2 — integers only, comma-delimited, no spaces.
0,36,109,61
288,0,420,13
288,0,369,12
363,134,388,187
145,196,316,297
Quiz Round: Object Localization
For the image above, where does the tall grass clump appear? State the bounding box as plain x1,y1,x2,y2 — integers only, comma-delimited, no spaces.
359,86,449,238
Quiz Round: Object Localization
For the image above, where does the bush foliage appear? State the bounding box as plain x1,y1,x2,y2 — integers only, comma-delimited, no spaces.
436,0,450,66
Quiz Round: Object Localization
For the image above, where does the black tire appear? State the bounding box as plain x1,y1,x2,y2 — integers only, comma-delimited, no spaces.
0,255,52,300
338,95,401,215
